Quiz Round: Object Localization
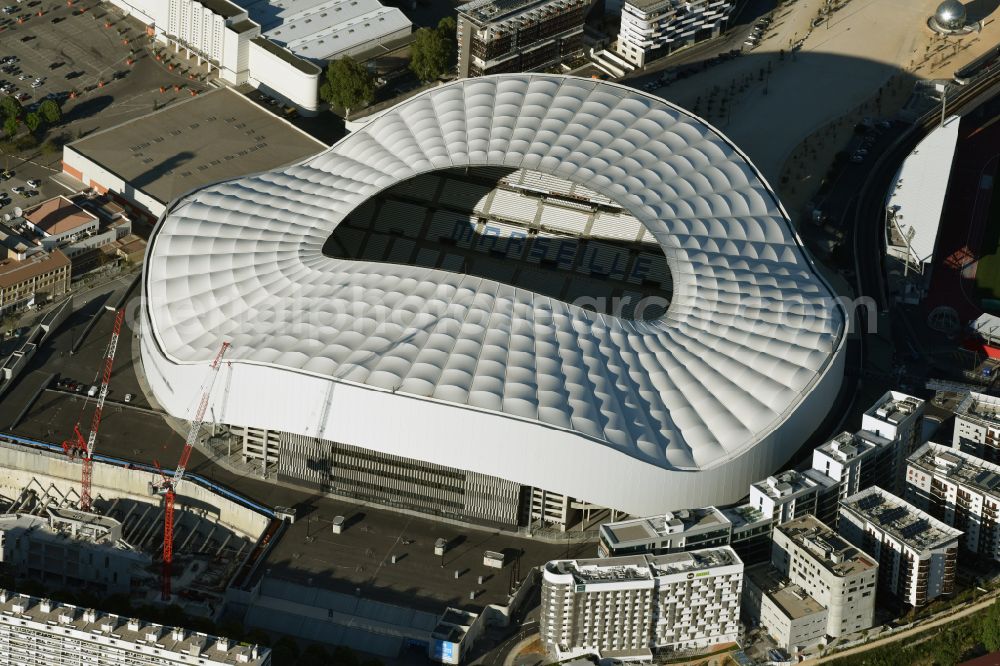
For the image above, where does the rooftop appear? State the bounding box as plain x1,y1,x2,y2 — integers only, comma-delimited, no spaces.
24,195,98,237
840,487,961,552
548,547,740,584
909,442,1000,499
0,249,69,290
254,0,411,61
601,507,730,546
66,87,326,206
458,0,587,28
955,391,1000,425
776,515,877,577
814,430,890,464
865,391,924,425
746,563,826,621
250,36,323,73
752,470,819,500
0,590,268,664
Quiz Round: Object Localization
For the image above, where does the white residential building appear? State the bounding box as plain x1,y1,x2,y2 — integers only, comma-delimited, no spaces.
617,0,735,67
749,470,823,525
0,590,270,665
906,442,1000,562
953,391,1000,465
743,563,828,653
810,430,896,524
771,515,877,637
541,547,743,661
839,487,960,607
861,391,925,493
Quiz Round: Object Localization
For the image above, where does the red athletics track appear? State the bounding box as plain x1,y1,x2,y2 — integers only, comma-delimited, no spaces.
923,114,1000,323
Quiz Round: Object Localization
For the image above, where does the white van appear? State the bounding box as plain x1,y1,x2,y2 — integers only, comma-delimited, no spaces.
87,385,98,397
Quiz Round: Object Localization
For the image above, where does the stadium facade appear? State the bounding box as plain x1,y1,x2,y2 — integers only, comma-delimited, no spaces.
140,75,846,530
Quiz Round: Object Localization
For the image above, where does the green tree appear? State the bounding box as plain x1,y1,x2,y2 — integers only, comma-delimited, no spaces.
409,27,451,82
24,112,41,134
319,56,374,116
3,116,17,138
0,96,22,121
38,99,61,125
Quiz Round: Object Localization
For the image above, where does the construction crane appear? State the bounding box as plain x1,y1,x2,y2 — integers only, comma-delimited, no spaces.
61,308,126,512
153,341,230,601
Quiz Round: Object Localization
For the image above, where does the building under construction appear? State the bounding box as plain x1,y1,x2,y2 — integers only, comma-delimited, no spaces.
456,0,593,77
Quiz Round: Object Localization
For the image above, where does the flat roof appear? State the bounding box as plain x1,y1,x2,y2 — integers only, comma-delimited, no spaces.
955,390,1000,425
0,592,268,664
909,442,1000,500
202,0,245,18
866,391,923,425
250,36,322,73
885,115,960,265
67,88,326,206
0,249,69,289
253,0,411,61
24,196,98,236
746,564,826,621
549,547,740,584
602,507,730,546
776,515,877,577
840,487,961,552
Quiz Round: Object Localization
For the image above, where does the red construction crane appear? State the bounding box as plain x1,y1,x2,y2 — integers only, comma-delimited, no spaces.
153,341,230,601
61,308,126,512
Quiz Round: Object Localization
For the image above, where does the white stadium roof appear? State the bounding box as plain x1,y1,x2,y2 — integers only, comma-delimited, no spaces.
141,75,845,515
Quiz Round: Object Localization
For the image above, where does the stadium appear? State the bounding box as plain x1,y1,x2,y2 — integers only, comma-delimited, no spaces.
140,74,846,530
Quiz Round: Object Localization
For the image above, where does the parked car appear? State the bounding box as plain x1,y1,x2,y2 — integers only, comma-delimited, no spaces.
10,185,23,193
124,393,133,403
87,385,98,397
26,178,39,187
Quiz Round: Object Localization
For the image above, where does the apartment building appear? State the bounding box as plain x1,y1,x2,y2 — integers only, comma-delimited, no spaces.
598,507,732,558
861,391,925,492
743,563,828,653
0,590,270,665
749,470,827,524
541,547,743,661
456,0,592,78
810,430,896,524
617,0,734,67
953,392,1000,464
771,515,877,637
906,442,1000,561
839,487,960,607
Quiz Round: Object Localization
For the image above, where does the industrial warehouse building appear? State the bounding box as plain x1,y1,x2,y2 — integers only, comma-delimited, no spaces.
108,0,412,113
61,87,326,225
140,74,846,531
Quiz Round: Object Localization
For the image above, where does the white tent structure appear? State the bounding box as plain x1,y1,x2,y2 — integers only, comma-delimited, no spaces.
141,75,846,516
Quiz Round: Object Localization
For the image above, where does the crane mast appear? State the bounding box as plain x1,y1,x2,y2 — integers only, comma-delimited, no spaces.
61,308,125,512
156,341,230,601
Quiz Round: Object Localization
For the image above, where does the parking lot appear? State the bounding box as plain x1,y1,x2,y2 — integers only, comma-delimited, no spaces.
0,0,215,204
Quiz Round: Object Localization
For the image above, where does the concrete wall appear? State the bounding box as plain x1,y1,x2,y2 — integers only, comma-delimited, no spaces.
63,148,167,220
247,42,320,115
0,441,269,542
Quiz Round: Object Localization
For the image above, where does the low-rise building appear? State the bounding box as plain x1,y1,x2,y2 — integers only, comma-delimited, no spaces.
617,0,735,68
906,442,1000,561
598,507,732,558
953,391,1000,464
0,590,269,664
22,195,133,274
743,563,828,653
456,0,592,78
839,487,960,607
541,547,743,661
771,515,877,637
0,248,70,313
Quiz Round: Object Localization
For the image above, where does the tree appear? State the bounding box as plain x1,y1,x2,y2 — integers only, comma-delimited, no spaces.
3,116,16,138
319,56,374,116
0,96,21,121
38,99,61,125
24,112,41,134
409,27,451,82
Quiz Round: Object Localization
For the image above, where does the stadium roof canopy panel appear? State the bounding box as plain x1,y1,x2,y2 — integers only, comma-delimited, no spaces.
142,75,846,515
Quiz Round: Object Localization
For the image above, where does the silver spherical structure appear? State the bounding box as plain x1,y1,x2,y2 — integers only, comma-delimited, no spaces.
935,0,967,29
